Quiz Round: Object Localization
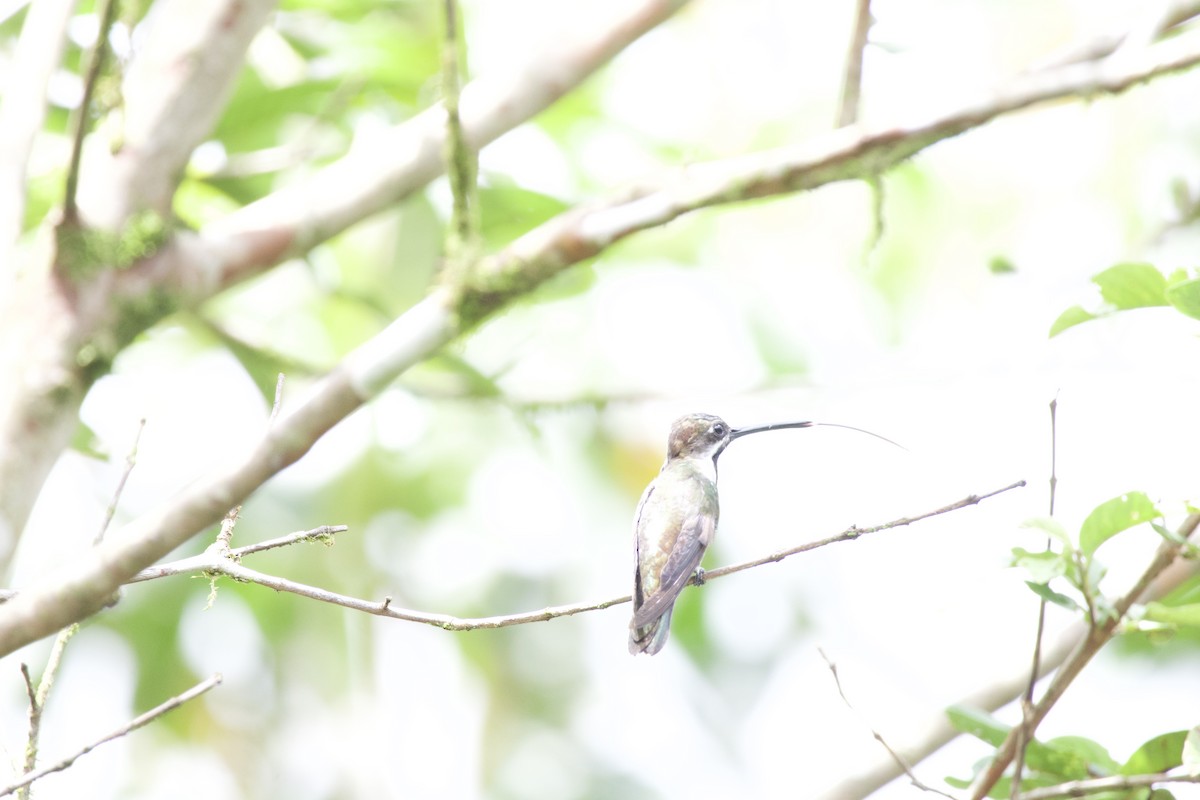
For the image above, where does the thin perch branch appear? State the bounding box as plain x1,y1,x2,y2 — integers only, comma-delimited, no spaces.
129,482,1024,631
0,674,222,798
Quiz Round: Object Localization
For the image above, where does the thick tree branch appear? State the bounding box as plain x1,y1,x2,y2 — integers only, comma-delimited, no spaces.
0,0,275,545
458,25,1200,326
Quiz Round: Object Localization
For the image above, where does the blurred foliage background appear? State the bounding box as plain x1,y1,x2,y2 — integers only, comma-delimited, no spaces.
2,0,1200,798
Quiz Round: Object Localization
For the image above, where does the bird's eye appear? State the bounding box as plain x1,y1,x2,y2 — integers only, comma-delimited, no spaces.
712,423,727,437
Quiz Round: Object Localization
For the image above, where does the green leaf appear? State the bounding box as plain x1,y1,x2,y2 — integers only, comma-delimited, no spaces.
1079,492,1160,556
1025,581,1082,612
1122,730,1187,774
1093,263,1168,309
1165,278,1200,321
946,705,1009,745
1144,602,1200,628
1021,516,1073,548
1046,736,1120,774
1011,548,1066,583
1049,304,1096,337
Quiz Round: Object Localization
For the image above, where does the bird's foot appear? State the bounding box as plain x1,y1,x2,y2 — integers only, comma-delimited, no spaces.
693,567,706,586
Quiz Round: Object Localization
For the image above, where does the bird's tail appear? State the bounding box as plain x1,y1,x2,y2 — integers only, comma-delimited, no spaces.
628,608,673,655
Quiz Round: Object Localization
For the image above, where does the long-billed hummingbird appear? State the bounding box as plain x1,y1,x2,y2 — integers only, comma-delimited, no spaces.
629,413,897,655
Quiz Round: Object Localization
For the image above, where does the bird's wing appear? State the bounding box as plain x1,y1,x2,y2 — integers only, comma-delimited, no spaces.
631,509,713,628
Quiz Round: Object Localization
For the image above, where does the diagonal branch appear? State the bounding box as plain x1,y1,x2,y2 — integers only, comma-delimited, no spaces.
3,24,1200,657
0,674,222,798
200,0,692,286
968,513,1200,799
457,25,1200,326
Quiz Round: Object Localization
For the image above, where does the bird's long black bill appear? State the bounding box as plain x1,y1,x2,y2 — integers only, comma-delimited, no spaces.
730,420,906,451
730,420,814,439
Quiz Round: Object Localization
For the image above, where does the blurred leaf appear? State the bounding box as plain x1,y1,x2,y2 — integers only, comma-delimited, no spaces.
197,318,320,403
326,11,439,101
1184,728,1200,774
988,255,1016,274
1046,736,1120,774
173,179,242,229
1021,516,1073,548
1143,602,1200,628
215,71,342,153
946,705,1008,745
1025,580,1082,612
1122,730,1187,775
1011,547,1066,583
1165,278,1200,321
944,707,1091,779
1093,263,1168,310
1049,304,1096,337
1080,492,1159,556
478,183,570,249
70,420,107,460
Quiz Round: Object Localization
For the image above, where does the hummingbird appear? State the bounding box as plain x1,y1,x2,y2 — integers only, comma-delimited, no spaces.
629,413,897,655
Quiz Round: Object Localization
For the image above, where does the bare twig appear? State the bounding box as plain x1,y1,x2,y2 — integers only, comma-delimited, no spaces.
0,674,222,798
94,418,147,545
17,624,79,800
968,514,1200,799
835,0,873,127
61,0,117,225
440,0,478,271
1011,397,1058,797
1016,771,1200,800
270,373,286,421
818,648,958,799
17,416,148,794
130,483,1023,631
127,525,348,583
